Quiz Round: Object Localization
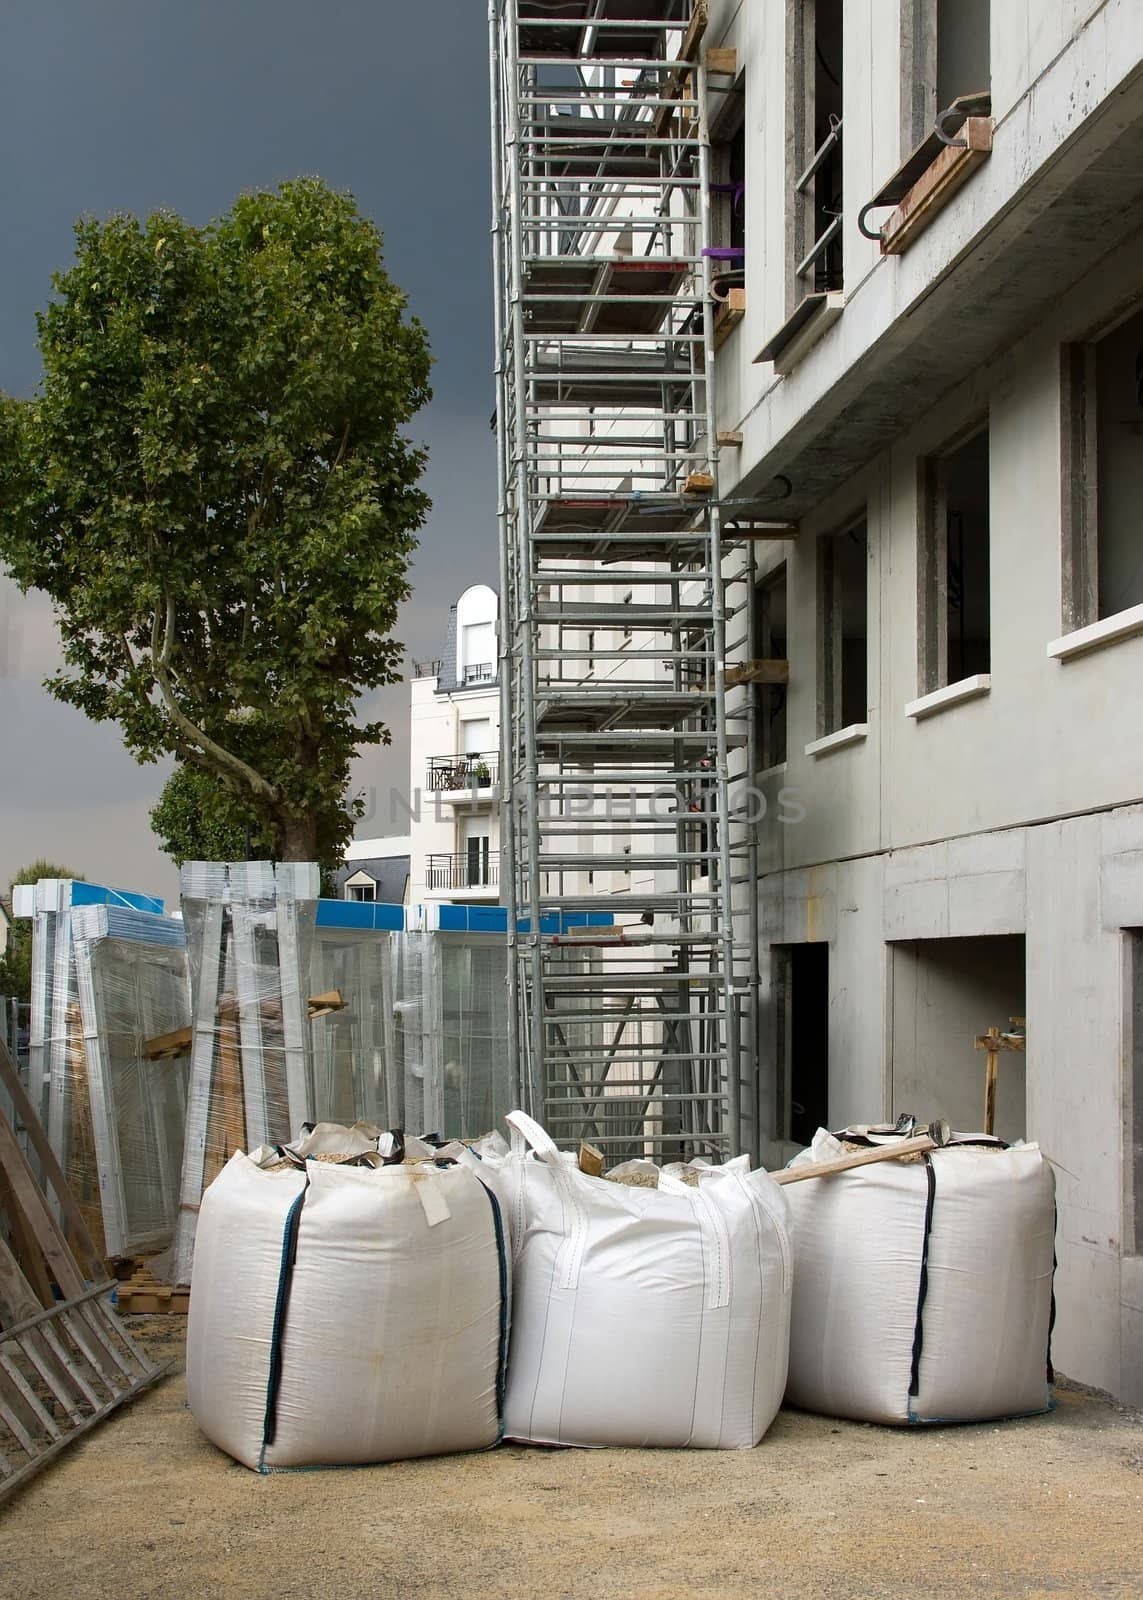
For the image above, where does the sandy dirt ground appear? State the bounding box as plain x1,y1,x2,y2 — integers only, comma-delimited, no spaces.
1,1317,1141,1600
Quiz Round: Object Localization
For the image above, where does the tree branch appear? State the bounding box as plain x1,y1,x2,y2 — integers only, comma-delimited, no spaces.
150,594,280,804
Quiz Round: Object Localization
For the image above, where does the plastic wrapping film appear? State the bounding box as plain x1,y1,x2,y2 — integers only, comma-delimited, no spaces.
438,935,513,1140
169,862,320,1285
385,933,514,1141
23,880,187,1264
70,907,191,1260
308,927,398,1127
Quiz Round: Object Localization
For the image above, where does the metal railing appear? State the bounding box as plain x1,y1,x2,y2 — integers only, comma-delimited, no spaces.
426,852,500,891
411,657,442,680
426,754,500,792
795,115,843,287
463,662,495,685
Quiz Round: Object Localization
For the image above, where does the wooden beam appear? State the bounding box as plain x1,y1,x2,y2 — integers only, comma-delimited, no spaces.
716,429,743,447
726,658,790,687
682,471,715,496
0,1037,101,1280
679,1,709,62
141,1024,192,1061
0,1113,86,1300
882,119,993,256
705,46,737,75
712,286,746,351
653,3,707,136
308,989,347,1019
771,1134,937,1185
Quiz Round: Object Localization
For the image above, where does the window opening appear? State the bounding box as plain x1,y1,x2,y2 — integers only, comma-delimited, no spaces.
792,0,844,304
756,565,788,769
920,426,990,691
775,943,830,1146
819,518,868,733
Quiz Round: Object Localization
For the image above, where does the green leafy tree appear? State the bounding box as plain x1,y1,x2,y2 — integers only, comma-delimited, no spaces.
0,860,86,1003
0,177,431,862
149,762,277,868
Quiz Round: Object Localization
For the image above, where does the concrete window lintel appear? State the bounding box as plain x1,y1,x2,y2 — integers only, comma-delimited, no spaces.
1047,602,1143,663
905,673,991,720
804,723,869,758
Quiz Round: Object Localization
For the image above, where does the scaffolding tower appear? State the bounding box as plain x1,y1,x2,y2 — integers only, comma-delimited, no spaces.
491,0,768,1159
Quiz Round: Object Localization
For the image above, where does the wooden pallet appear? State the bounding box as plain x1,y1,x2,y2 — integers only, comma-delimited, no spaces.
0,1037,170,1503
114,1265,189,1315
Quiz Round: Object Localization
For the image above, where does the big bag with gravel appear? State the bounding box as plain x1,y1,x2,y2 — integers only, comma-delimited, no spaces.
783,1125,1056,1426
186,1123,509,1471
481,1110,793,1449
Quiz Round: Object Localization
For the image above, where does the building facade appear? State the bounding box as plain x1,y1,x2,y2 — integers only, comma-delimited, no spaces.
493,0,1143,1403
700,0,1143,1403
408,584,503,906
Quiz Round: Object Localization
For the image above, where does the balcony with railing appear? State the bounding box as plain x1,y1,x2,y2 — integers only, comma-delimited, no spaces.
426,752,500,806
425,850,500,896
462,661,495,686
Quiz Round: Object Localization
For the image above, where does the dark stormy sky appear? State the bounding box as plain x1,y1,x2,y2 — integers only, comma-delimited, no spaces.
0,0,496,901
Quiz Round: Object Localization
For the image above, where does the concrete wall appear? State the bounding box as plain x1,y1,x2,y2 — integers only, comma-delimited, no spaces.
706,0,1143,499
890,934,1026,1141
703,0,1143,1399
757,803,1143,1400
747,228,1143,880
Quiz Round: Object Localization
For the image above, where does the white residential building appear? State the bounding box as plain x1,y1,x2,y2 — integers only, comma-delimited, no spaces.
408,584,502,905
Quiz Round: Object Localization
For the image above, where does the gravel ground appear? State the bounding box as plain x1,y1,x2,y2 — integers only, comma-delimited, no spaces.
1,1316,1141,1600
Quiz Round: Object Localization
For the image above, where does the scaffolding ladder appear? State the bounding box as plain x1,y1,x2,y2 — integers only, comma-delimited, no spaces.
491,0,764,1160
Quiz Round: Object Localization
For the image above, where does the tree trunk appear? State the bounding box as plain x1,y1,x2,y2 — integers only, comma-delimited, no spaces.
279,812,318,862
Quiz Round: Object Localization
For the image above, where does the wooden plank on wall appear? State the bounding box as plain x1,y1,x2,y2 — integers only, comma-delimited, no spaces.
726,658,791,687
881,119,993,256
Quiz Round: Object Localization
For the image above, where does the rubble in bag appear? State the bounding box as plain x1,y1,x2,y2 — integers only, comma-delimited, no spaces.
603,1156,713,1190
186,1121,508,1471
784,1120,1057,1426
483,1111,793,1451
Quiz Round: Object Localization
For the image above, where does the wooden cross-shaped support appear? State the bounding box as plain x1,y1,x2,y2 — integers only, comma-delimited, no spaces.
973,1017,1026,1136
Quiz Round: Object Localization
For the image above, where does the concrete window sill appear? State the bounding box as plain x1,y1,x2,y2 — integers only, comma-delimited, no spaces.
804,724,868,758
1047,603,1143,663
755,761,789,782
754,292,845,376
905,674,991,720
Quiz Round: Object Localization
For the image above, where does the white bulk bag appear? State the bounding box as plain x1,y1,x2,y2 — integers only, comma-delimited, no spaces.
495,1111,793,1450
784,1128,1056,1425
187,1143,509,1471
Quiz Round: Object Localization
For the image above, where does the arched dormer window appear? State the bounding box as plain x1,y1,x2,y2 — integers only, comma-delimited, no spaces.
455,584,498,686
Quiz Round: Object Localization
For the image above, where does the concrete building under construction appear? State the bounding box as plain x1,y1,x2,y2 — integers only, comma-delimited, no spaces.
490,0,1143,1403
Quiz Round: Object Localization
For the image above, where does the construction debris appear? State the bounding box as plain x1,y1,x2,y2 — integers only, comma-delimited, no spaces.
784,1124,1056,1426
186,1124,507,1471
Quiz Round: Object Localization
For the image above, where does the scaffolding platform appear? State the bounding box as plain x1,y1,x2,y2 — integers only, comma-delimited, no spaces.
522,258,692,336
517,0,689,61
